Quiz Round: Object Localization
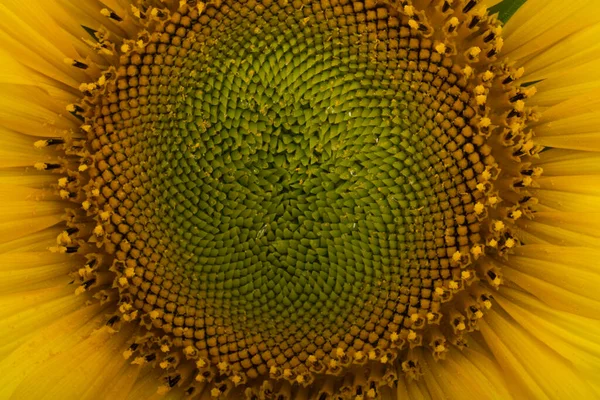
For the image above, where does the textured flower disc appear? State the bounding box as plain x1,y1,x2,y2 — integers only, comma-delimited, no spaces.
50,0,539,398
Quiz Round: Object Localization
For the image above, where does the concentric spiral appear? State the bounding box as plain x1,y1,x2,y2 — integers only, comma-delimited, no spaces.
53,0,540,397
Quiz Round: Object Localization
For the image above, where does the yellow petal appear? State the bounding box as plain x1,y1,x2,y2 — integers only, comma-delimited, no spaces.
481,308,597,400
532,149,600,176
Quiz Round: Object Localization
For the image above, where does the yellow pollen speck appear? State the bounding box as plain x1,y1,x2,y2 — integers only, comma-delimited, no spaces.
78,164,89,172
505,238,516,248
408,19,419,30
217,361,228,371
479,117,491,128
474,202,485,214
449,281,459,290
336,347,345,357
404,5,415,16
66,104,76,112
407,330,417,341
93,225,104,236
123,349,133,359
34,139,49,148
468,47,481,57
137,40,145,49
435,287,444,295
100,211,111,220
197,2,206,14
492,277,502,287
483,300,493,309
150,8,159,17
514,100,525,112
461,270,471,280
159,360,169,369
434,344,446,352
100,8,111,17
474,310,484,319
494,221,505,231
410,313,420,322
132,357,146,365
210,388,221,398
232,375,242,384
34,162,47,171
124,267,135,278
58,177,68,187
435,43,446,54
452,251,462,262
367,388,377,398
489,238,498,247
160,344,170,353
283,368,293,377
475,85,486,95
368,351,377,360
196,358,206,368
427,313,435,321
476,95,487,105
49,245,67,253
59,190,70,199
296,375,305,383
462,65,473,78
511,210,522,220
195,374,205,382
121,43,130,53
270,366,278,375
390,332,399,341
483,70,494,81
118,277,128,287
82,200,91,211
149,310,160,319
74,286,86,295
184,345,195,356
471,246,483,257
307,355,317,363
457,322,466,331
482,169,492,180
488,196,498,205
329,359,338,368
354,351,364,360
380,355,389,363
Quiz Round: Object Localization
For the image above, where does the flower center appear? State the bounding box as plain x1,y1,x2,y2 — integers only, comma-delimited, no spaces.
51,0,540,397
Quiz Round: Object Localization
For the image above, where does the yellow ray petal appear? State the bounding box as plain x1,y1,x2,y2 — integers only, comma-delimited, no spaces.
519,23,600,82
529,189,600,212
531,149,600,176
481,308,597,400
502,0,600,63
527,61,600,107
517,212,600,247
500,245,600,318
0,251,75,294
496,287,600,375
423,347,512,400
0,300,107,399
0,225,65,253
0,201,65,244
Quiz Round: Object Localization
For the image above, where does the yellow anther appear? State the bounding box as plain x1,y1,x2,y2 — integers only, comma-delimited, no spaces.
488,238,498,247
296,375,305,383
473,310,484,319
307,355,317,363
403,5,415,16
149,310,160,319
123,349,133,359
434,344,446,352
408,19,419,30
456,322,466,331
488,196,498,205
183,346,195,356
137,40,145,49
407,330,417,341
390,332,399,342
467,46,481,58
210,388,221,397
329,359,338,368
367,389,377,398
511,210,522,220
93,225,104,236
159,360,169,369
196,358,206,368
232,375,242,384
493,221,505,231
462,65,473,78
118,277,129,287
34,139,49,148
34,162,48,171
452,251,462,262
78,164,89,172
471,246,483,257
483,300,493,309
505,238,516,248
514,100,525,112
197,2,206,14
380,355,389,363
336,347,345,358
217,361,229,372
100,8,111,17
435,287,444,295
58,177,69,187
435,43,446,54
476,95,487,105
66,104,77,112
461,270,471,280
354,351,364,361
195,374,205,382
161,344,170,353
59,190,70,199
74,286,86,295
269,366,278,375
449,281,459,290
82,200,91,210
475,85,486,95
100,211,111,220
479,117,491,128
474,202,485,215
483,70,494,81
121,43,130,53
283,368,292,377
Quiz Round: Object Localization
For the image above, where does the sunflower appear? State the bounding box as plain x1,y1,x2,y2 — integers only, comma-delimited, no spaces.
1,0,599,398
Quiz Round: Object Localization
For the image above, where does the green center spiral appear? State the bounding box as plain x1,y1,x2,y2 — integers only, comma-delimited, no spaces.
80,0,514,393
